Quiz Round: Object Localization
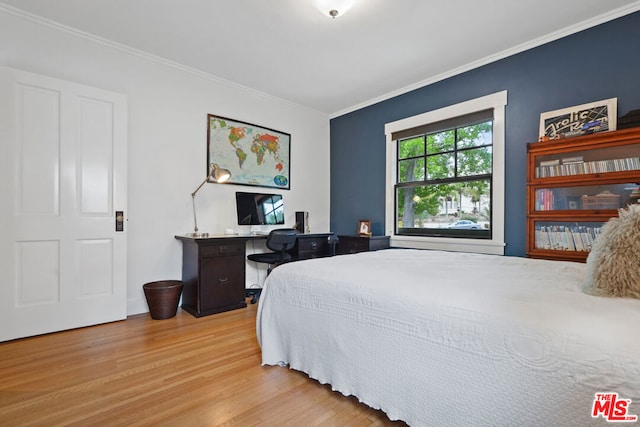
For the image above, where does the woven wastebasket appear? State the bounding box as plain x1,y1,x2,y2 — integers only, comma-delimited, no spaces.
143,280,183,320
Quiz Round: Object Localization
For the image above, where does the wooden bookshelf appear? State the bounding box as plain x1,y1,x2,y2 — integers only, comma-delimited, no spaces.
526,127,640,262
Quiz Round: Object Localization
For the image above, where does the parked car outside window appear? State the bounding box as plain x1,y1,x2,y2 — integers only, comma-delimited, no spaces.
446,220,482,229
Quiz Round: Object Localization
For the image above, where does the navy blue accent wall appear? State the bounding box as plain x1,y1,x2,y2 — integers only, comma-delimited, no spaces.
330,12,640,256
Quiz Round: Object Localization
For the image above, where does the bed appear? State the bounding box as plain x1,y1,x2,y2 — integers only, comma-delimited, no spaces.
256,249,640,426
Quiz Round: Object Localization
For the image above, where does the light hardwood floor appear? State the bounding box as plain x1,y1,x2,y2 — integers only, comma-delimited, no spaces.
0,299,408,426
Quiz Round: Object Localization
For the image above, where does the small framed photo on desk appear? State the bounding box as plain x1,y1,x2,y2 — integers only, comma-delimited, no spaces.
358,219,371,236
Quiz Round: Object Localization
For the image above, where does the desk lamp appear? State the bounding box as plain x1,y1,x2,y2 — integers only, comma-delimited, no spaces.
187,163,231,238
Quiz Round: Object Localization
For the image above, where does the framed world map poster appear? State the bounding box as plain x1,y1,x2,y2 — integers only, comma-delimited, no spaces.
207,114,290,189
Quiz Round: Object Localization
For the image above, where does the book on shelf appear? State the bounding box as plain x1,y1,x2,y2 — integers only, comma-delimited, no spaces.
534,224,602,252
535,156,640,178
561,156,584,164
539,159,560,167
535,188,559,210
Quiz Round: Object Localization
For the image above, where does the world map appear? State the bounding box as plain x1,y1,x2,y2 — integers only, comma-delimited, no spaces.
208,117,290,188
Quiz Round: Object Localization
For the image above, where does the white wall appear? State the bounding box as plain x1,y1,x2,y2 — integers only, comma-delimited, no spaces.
0,6,330,315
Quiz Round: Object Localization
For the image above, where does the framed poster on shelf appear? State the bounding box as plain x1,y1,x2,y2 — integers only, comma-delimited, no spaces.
358,219,371,236
539,98,617,140
207,114,291,189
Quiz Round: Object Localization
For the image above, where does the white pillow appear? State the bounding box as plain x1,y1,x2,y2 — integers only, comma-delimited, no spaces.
583,203,640,299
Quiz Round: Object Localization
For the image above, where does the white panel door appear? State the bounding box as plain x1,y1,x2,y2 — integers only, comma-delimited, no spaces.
0,66,127,342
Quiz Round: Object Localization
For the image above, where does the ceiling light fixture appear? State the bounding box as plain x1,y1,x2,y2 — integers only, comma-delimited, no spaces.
314,0,355,19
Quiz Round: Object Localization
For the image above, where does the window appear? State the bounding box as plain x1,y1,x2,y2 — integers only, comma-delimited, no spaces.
385,91,507,255
396,112,493,239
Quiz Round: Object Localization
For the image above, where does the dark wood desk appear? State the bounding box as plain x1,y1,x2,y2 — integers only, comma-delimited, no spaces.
175,232,334,317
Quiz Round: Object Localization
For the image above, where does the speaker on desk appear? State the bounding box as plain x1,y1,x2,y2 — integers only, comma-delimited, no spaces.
295,211,309,234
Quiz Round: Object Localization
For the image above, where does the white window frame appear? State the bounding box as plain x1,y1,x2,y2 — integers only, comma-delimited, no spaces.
384,91,507,255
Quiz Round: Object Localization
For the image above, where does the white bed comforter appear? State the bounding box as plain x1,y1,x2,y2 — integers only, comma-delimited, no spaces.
256,249,640,426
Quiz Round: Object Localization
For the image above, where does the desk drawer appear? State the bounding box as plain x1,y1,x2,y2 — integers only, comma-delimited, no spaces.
295,236,329,260
297,237,328,253
199,243,244,257
200,255,245,311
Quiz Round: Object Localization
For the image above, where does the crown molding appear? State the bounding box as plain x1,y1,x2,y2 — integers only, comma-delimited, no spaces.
0,2,326,116
330,1,640,118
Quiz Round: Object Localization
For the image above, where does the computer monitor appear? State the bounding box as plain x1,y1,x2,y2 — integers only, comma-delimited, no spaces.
235,191,285,225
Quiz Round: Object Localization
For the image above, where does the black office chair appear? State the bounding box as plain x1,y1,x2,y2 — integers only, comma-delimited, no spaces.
246,228,297,303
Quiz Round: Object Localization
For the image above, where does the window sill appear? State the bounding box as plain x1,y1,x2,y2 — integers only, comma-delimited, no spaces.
390,235,505,255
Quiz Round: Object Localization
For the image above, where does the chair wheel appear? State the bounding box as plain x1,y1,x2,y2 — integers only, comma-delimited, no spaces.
246,288,261,304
